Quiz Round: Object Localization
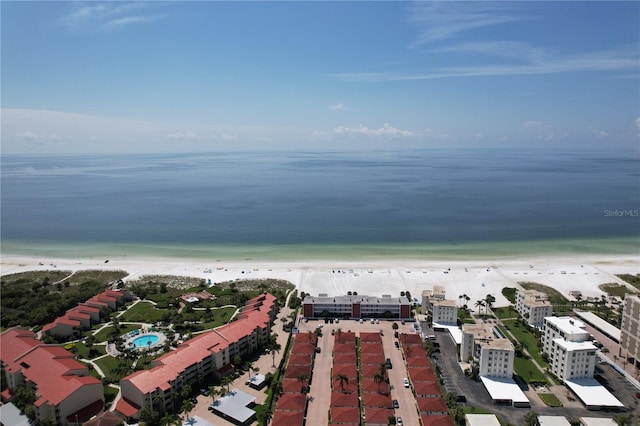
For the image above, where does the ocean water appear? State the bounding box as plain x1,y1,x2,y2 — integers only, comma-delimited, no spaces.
1,149,639,259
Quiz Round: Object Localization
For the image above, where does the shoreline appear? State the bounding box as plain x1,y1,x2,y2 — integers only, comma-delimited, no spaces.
2,251,638,310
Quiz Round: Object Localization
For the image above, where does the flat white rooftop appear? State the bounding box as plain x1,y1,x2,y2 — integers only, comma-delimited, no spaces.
479,376,529,405
538,416,571,426
573,311,621,342
433,322,463,344
545,316,589,335
554,338,597,351
565,379,624,408
465,413,501,426
579,417,617,426
210,388,256,424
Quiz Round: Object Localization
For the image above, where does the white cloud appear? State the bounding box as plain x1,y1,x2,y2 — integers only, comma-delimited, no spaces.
523,121,555,141
476,133,484,140
167,131,199,141
334,123,415,137
332,45,638,82
329,103,348,111
598,130,609,138
63,2,166,31
407,2,524,47
16,131,39,141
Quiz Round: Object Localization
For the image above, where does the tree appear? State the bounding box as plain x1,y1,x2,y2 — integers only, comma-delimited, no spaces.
221,375,233,393
374,372,385,393
391,322,399,331
336,328,343,343
335,374,349,393
475,300,485,316
485,294,496,314
523,410,539,426
181,399,194,422
297,373,308,393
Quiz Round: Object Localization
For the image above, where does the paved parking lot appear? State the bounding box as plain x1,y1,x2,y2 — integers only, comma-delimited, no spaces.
301,318,422,426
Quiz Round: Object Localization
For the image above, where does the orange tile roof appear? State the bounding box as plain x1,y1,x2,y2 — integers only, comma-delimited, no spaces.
274,393,307,412
272,410,304,426
416,397,448,414
333,353,357,365
0,329,101,407
332,364,357,380
421,414,454,426
413,381,441,397
363,393,392,408
333,342,356,354
364,407,394,425
359,332,383,343
330,391,359,408
360,342,384,354
330,406,360,424
122,293,276,396
281,378,303,393
408,367,436,382
115,398,141,417
287,353,312,366
407,357,431,367
284,364,311,380
360,353,385,365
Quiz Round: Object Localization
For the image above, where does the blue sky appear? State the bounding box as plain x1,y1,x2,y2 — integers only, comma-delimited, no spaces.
2,1,639,153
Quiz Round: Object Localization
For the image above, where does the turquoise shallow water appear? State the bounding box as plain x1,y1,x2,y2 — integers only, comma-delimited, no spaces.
131,334,160,349
2,237,638,261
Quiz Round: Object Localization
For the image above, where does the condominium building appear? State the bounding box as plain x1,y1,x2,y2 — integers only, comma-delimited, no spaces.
0,328,104,425
302,294,411,319
515,289,553,328
542,316,596,381
460,324,514,378
117,293,277,418
430,299,458,326
41,289,131,339
421,286,446,314
620,294,640,369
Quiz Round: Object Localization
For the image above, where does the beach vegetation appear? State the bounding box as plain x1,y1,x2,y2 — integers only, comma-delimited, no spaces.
0,269,126,328
617,274,640,291
119,301,168,323
502,287,517,304
599,283,637,298
501,320,546,367
519,282,569,304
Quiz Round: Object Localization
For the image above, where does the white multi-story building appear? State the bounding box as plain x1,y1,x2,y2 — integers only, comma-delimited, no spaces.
421,286,446,315
303,294,411,319
620,294,640,369
430,299,458,326
542,316,596,381
461,324,514,378
515,289,553,327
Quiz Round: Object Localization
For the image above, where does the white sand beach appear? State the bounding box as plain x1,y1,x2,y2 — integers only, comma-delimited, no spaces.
2,253,638,309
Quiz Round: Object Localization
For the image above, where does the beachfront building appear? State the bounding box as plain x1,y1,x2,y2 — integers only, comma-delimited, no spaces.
421,286,446,314
620,294,640,369
0,328,104,425
460,324,514,377
515,289,553,328
41,289,131,339
302,294,411,319
429,299,458,326
460,323,529,407
541,316,596,381
117,293,277,418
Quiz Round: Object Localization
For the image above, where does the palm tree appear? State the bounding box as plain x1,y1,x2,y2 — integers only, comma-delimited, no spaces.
181,399,194,422
335,374,349,393
378,362,387,379
209,386,219,405
270,340,281,368
263,409,273,426
161,413,173,426
475,300,485,316
221,375,233,393
374,372,385,393
485,294,496,314
297,373,308,393
463,294,470,310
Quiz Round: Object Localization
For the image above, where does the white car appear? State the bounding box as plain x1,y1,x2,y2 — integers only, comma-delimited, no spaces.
396,417,403,426
403,378,410,388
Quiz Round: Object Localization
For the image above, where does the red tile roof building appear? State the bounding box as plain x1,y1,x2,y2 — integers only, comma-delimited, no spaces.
118,293,277,418
41,289,131,339
0,328,104,425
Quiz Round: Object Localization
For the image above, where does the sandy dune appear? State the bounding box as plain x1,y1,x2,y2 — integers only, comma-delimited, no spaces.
1,254,638,309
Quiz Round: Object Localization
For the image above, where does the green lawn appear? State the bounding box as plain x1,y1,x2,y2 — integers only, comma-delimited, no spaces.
538,393,563,407
599,283,637,298
119,301,168,323
200,307,237,329
93,323,141,342
513,356,547,384
501,320,546,367
494,306,518,320
94,355,121,377
65,341,106,359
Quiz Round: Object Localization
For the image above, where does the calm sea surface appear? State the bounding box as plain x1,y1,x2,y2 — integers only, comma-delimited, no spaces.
2,149,639,259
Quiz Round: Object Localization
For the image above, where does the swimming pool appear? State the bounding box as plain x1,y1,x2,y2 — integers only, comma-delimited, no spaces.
131,334,160,349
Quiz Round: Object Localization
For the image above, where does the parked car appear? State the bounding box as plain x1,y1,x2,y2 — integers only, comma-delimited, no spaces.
403,378,409,388
396,417,403,426
386,358,392,369
394,341,399,348
392,399,399,409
